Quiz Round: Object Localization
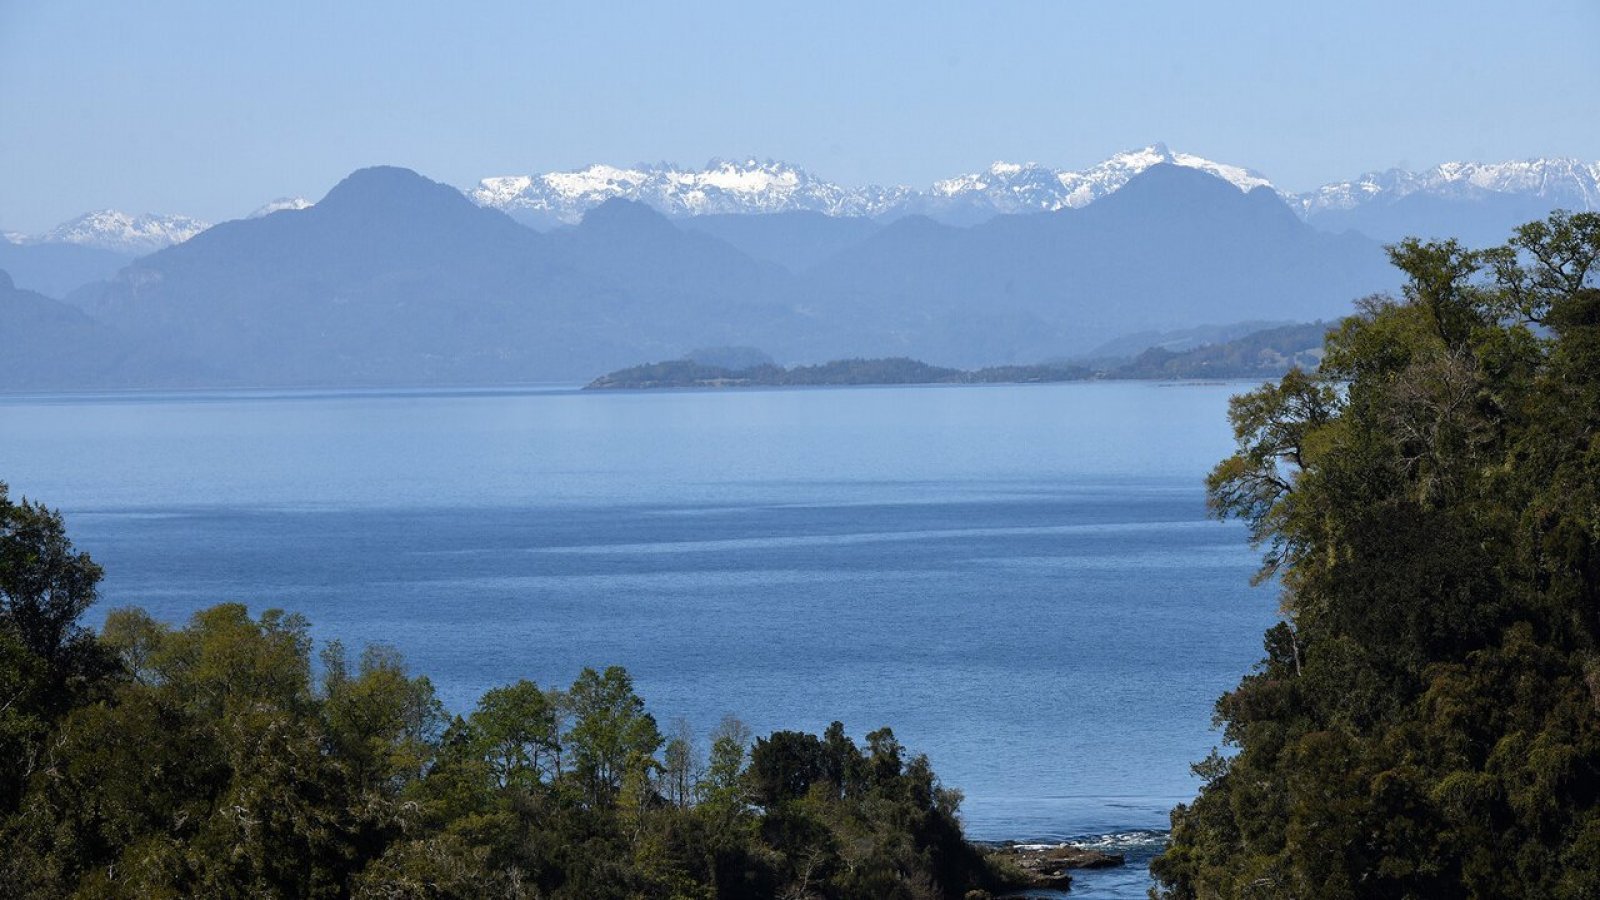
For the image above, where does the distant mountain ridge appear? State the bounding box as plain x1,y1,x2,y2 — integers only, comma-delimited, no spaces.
62,166,819,387
1295,157,1600,215
470,145,1600,233
470,144,1278,226
1293,157,1600,245
0,268,209,388
26,162,1397,390
12,146,1599,259
13,209,211,255
471,159,915,228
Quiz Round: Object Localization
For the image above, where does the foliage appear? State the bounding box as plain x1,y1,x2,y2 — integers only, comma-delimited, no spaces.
1153,212,1600,898
0,493,1004,898
0,485,115,819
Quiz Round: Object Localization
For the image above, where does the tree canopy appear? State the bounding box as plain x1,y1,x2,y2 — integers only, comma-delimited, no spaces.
0,487,1010,898
1153,211,1600,898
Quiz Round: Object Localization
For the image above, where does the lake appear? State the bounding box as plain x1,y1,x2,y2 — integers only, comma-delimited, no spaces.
0,381,1280,898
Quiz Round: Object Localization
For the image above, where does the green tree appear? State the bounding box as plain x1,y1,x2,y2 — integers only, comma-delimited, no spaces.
662,717,698,809
466,678,562,791
0,485,114,818
0,484,1004,899
565,666,662,807
0,484,103,669
1153,211,1600,898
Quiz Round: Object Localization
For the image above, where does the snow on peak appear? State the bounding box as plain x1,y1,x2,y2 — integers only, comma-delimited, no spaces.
471,146,1278,226
474,147,1281,224
929,145,1277,214
1293,157,1600,215
30,209,211,255
470,159,912,223
249,197,313,218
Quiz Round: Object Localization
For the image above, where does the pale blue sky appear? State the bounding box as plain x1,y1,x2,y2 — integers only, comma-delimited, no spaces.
2,0,1597,231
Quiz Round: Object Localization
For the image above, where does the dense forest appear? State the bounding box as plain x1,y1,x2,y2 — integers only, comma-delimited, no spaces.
1153,212,1600,896
0,485,1031,898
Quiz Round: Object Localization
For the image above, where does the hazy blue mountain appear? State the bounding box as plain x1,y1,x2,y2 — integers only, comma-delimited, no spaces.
67,168,817,386
1303,188,1572,247
0,269,208,389
676,211,883,272
1076,320,1296,365
548,199,798,313
70,166,572,385
799,165,1397,363
542,199,825,361
1294,156,1599,246
0,240,132,298
34,163,1408,389
1112,321,1330,379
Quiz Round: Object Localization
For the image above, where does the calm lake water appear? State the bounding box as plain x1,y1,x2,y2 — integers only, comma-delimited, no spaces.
0,381,1279,898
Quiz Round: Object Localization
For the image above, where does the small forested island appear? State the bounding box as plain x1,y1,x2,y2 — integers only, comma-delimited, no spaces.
584,324,1331,390
584,356,1092,390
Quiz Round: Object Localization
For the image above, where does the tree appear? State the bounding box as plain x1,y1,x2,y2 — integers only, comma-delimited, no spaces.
1153,212,1600,898
662,717,698,809
0,483,1005,898
0,485,112,819
0,484,103,669
701,714,753,807
468,678,561,790
565,666,662,806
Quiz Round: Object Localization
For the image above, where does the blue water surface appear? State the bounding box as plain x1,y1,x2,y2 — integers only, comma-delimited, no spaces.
0,381,1280,896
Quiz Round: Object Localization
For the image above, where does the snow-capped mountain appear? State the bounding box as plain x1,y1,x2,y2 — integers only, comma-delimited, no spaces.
1294,157,1600,216
472,145,1274,225
1288,156,1600,245
472,159,913,226
249,197,313,218
19,210,212,255
470,147,1600,231
928,143,1274,215
15,150,1598,262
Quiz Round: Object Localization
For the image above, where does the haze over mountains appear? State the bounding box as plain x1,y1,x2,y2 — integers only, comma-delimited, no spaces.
8,144,1598,266
8,162,1386,389
3,143,1596,390
0,270,207,389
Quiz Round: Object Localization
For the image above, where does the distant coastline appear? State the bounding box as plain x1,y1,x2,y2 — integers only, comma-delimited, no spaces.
584,357,1091,390
585,323,1330,390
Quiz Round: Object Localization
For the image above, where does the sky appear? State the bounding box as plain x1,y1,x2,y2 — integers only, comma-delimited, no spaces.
2,0,1598,232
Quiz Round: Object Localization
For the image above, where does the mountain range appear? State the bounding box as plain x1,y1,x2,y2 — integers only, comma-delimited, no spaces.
7,145,1597,287
13,161,1400,389
7,209,211,255
4,143,1594,391
466,145,1599,242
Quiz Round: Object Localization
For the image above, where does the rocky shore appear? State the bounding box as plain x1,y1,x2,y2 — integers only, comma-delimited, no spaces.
977,841,1127,894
